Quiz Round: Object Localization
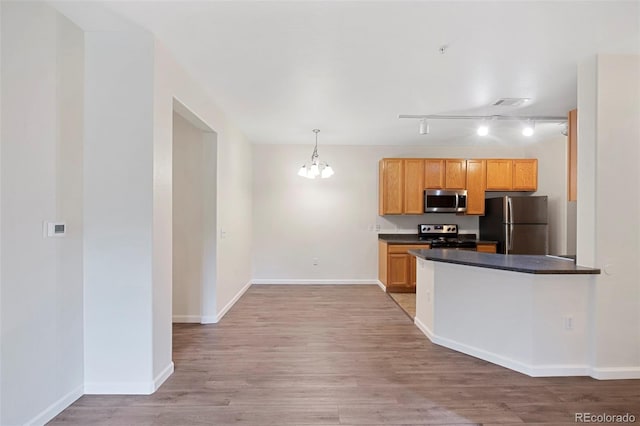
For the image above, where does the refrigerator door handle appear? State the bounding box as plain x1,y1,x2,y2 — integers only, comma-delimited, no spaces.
507,197,513,224
506,225,513,253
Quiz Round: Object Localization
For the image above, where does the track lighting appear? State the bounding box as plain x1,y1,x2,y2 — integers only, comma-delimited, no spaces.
419,119,430,135
399,113,568,136
477,123,489,136
522,121,535,137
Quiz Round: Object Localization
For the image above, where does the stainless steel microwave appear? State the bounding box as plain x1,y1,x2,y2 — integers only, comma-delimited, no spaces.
424,189,467,213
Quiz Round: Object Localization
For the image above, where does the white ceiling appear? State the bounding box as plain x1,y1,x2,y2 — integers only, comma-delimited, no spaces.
96,1,640,145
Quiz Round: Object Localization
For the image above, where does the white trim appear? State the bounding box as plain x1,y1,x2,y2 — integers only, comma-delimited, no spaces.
251,279,380,285
172,315,202,323
84,380,155,395
153,362,174,391
376,280,386,291
214,280,252,322
414,317,435,341
414,318,591,378
590,366,640,380
200,315,217,324
27,384,84,426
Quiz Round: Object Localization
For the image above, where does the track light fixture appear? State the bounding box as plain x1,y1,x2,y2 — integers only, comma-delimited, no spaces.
522,121,535,137
419,119,430,135
399,114,567,136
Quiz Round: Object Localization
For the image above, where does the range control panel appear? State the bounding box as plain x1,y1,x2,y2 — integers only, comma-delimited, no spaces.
418,224,458,235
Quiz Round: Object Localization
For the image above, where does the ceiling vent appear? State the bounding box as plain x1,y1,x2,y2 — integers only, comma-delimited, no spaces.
492,98,531,107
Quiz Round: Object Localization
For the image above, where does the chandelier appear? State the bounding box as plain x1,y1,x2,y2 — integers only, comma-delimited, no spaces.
297,129,334,179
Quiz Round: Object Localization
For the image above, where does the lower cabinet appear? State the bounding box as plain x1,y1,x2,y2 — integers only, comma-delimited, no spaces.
379,242,430,292
476,242,497,253
379,241,498,292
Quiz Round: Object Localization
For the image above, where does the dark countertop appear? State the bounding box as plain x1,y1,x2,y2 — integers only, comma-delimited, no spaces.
378,234,497,245
408,249,601,275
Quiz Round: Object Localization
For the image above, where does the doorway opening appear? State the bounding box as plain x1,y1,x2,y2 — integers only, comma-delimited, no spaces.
172,99,218,323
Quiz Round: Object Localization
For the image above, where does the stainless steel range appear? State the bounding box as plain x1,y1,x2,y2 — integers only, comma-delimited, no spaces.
417,224,477,249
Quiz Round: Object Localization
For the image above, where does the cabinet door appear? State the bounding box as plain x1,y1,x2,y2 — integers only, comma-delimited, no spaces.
486,159,513,190
476,243,497,253
388,254,410,288
424,159,445,189
512,159,537,191
445,159,467,189
404,159,425,214
465,159,486,215
379,159,404,215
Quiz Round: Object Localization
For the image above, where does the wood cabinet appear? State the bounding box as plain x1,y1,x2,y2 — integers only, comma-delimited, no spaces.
379,242,430,292
568,109,577,201
465,159,486,215
404,159,425,214
512,159,538,191
378,159,404,215
486,159,513,190
424,159,466,189
476,242,497,253
380,157,538,216
486,159,537,191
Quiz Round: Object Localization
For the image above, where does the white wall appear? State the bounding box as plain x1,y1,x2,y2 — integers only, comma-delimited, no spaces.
524,135,569,255
251,144,530,282
578,55,640,378
172,111,206,322
152,41,252,381
1,2,84,424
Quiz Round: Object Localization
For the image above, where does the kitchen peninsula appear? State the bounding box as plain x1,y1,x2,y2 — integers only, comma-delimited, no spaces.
409,249,601,378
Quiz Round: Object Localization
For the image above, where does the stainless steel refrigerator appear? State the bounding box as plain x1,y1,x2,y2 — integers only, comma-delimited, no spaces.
479,196,549,255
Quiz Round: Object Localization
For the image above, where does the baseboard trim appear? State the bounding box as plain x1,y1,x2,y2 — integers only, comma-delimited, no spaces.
153,362,174,391
251,279,380,285
214,280,252,322
27,384,84,426
414,317,435,341
414,318,590,378
172,315,202,323
590,366,640,380
84,380,155,395
376,280,386,291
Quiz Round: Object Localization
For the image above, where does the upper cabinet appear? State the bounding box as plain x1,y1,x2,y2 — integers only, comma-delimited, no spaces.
404,159,425,214
379,157,538,216
424,159,467,189
379,158,404,215
465,159,486,215
486,159,537,191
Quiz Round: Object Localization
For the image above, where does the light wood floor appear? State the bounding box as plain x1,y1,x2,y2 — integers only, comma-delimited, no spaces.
388,292,416,318
50,285,640,425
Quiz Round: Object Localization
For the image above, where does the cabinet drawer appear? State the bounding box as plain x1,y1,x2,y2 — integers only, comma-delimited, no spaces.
388,244,430,254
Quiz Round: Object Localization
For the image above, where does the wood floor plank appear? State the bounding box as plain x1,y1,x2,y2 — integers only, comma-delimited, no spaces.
48,285,640,425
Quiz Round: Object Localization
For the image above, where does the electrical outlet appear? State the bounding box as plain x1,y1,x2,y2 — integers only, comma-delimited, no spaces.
312,257,319,266
374,224,381,232
564,316,573,330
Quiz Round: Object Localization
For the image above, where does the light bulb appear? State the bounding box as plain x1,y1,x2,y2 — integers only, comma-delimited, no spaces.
477,124,489,136
321,165,334,178
522,122,535,137
297,165,307,177
310,163,320,177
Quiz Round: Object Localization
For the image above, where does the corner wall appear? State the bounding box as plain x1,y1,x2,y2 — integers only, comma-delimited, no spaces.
578,54,640,378
1,3,84,424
